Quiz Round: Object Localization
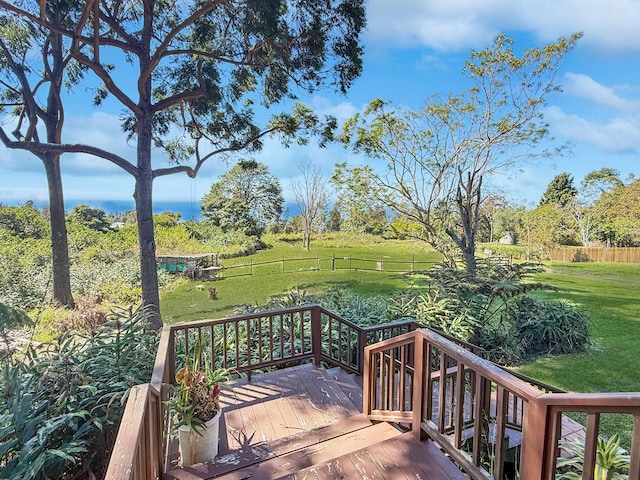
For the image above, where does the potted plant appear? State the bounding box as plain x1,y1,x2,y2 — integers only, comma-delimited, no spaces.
167,344,230,467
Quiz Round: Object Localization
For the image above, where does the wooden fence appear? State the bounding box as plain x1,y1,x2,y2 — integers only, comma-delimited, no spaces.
215,254,438,279
549,247,640,263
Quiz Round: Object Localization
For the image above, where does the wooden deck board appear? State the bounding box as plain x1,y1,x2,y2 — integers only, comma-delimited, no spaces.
276,434,467,480
165,363,586,480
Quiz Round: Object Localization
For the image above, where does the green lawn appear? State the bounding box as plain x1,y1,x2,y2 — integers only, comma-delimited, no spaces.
518,261,640,447
160,238,640,444
160,235,441,323
519,262,640,393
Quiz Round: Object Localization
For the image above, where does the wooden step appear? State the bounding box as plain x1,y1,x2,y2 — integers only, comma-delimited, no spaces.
164,413,376,479
274,432,468,480
209,422,401,480
325,366,363,411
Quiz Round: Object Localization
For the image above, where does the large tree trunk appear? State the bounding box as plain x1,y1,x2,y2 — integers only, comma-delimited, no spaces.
134,19,162,331
135,168,162,330
43,154,74,308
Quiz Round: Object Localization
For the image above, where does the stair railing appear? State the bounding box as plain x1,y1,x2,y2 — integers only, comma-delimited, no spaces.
363,328,640,480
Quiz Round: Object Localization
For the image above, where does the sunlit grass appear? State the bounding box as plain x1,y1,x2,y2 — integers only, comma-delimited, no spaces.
160,234,441,323
517,261,640,447
160,239,640,446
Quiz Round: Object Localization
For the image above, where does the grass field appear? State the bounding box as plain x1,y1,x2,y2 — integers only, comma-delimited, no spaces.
160,236,640,444
160,235,442,323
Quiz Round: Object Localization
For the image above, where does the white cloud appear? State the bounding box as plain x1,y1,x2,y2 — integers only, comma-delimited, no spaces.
366,0,640,53
562,73,640,113
546,105,640,153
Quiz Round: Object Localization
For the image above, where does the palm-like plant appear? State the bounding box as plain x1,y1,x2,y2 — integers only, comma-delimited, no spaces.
556,434,630,480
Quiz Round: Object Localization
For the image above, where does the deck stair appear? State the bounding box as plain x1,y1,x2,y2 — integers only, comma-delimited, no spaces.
164,364,465,480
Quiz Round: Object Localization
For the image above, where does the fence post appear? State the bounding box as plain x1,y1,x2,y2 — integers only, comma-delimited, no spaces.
282,255,285,273
316,254,319,271
311,306,322,367
332,254,335,271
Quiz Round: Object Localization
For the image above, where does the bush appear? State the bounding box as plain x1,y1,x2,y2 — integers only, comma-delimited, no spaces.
0,306,158,479
510,297,591,358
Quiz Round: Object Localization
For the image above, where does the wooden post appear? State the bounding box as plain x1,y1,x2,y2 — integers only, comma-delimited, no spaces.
282,255,285,273
332,254,335,271
520,398,548,479
357,328,368,374
311,306,322,367
412,333,424,441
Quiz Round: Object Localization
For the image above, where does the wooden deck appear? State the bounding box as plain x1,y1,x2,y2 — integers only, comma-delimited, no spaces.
165,363,467,479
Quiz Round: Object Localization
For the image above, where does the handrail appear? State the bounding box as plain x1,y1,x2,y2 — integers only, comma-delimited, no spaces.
106,304,416,479
523,393,640,479
363,328,640,480
105,384,163,480
107,306,640,480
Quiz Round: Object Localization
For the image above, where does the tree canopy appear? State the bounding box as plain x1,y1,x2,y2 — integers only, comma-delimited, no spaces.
539,172,578,208
341,33,581,274
201,160,283,236
0,0,366,328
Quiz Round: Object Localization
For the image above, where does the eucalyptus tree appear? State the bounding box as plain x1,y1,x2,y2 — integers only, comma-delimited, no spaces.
0,0,366,328
0,8,77,307
341,33,581,274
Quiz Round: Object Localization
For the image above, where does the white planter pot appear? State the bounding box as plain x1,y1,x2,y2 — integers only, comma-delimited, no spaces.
178,410,222,467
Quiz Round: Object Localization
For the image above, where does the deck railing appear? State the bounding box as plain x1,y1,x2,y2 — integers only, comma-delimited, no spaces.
363,328,640,480
106,304,416,479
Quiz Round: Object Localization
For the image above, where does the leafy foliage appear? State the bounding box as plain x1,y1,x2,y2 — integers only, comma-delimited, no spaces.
167,342,229,435
201,160,284,237
539,172,578,208
511,297,591,358
556,434,630,479
0,307,158,479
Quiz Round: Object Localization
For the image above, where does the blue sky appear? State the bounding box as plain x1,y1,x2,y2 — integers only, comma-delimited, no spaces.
1,0,640,218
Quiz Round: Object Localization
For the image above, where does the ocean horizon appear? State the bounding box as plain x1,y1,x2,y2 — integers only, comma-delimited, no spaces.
8,199,300,221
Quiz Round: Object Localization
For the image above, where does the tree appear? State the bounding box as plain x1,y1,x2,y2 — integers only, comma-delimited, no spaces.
539,172,578,208
341,33,581,274
201,160,283,236
581,168,623,204
519,203,564,260
0,8,76,307
330,162,388,234
0,0,366,329
325,207,342,232
291,161,328,250
592,180,640,246
67,204,111,232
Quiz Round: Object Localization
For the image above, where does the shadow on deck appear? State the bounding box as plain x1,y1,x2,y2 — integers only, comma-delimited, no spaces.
106,305,640,480
164,363,466,479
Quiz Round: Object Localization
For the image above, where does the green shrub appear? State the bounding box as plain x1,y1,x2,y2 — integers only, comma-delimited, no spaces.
0,306,158,479
511,297,591,358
